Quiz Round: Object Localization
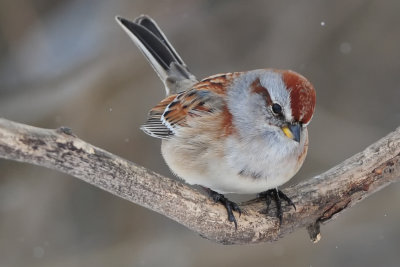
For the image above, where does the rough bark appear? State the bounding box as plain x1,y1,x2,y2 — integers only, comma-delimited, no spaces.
0,118,399,245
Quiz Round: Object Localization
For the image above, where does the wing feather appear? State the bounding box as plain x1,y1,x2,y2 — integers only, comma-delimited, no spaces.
141,86,225,139
141,73,235,139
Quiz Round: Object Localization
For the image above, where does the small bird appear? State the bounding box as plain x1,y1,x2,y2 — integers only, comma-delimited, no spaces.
116,15,316,228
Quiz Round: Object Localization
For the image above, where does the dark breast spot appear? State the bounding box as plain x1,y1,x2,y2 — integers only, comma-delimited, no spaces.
238,168,262,179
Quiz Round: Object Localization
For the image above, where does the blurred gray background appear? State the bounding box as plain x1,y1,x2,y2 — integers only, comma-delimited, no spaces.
1,0,400,266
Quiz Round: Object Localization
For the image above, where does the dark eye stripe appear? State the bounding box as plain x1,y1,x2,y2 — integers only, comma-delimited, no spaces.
250,78,273,106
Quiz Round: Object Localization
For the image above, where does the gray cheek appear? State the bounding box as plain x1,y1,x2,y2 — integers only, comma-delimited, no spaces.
243,108,283,139
229,99,262,136
261,127,282,144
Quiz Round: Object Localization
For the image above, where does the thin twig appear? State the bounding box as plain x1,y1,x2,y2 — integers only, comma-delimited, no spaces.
0,118,399,244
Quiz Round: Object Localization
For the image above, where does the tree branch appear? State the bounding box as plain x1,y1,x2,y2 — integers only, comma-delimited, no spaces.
0,118,399,244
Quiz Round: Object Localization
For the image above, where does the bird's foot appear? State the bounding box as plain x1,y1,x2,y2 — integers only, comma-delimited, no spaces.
258,188,296,225
206,189,242,229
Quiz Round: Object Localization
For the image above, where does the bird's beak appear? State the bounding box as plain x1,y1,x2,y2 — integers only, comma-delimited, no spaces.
281,123,301,143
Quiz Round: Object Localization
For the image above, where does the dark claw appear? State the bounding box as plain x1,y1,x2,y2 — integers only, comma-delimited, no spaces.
277,190,296,211
258,188,296,225
206,189,242,229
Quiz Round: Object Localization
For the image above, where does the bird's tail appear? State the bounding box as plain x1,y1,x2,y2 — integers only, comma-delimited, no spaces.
116,15,197,95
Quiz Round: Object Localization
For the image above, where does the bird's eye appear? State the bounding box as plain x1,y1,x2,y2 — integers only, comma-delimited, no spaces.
272,103,282,115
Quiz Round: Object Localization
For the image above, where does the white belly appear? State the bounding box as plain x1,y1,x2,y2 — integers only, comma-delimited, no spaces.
161,130,308,194
175,157,298,194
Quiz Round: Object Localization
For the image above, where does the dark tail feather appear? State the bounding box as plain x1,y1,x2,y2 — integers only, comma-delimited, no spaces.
134,15,186,67
116,15,197,95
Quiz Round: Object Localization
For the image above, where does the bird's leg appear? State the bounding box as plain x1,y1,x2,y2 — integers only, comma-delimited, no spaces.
258,188,296,225
203,187,242,229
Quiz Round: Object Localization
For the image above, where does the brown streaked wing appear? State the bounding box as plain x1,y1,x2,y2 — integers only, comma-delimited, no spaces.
193,72,239,95
141,86,226,139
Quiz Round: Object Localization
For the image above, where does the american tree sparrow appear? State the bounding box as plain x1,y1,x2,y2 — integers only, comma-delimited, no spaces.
116,15,316,228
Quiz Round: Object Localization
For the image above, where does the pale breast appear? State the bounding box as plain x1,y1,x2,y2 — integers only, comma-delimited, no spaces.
161,124,309,194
